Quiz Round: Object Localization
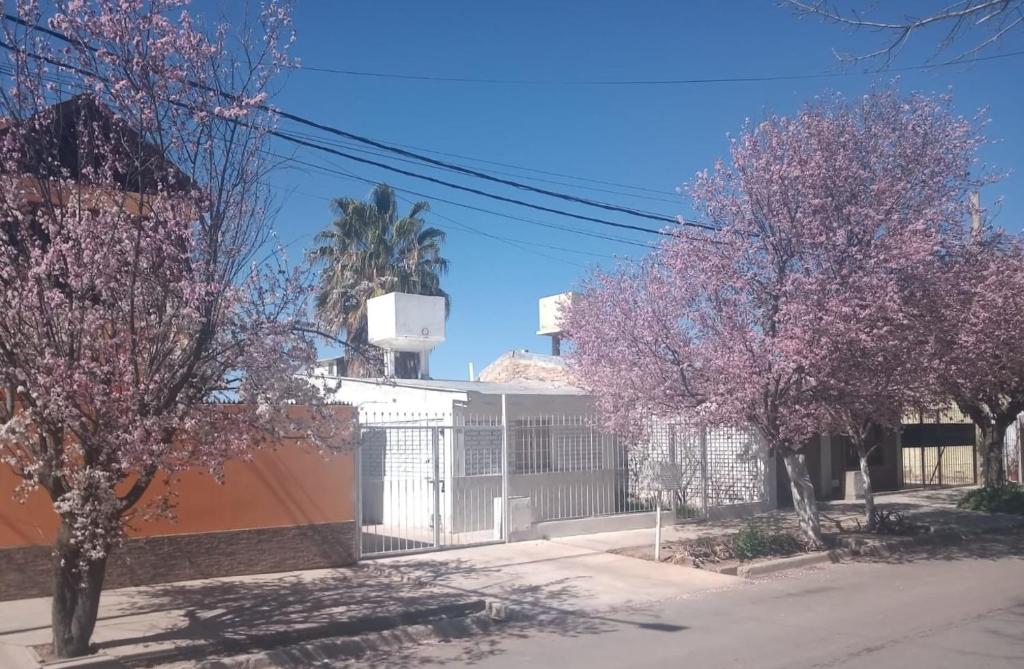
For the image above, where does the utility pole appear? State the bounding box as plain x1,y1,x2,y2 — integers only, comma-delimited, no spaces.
970,191,982,237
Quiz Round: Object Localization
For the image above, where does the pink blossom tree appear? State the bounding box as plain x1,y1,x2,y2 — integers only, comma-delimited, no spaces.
565,89,988,543
933,229,1024,486
784,91,983,526
566,224,831,545
0,1,343,658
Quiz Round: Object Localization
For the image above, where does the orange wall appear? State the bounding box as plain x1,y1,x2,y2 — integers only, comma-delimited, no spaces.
0,407,356,548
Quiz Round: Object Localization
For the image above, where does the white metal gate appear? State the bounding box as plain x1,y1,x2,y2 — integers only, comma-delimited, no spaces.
357,419,505,556
356,410,767,557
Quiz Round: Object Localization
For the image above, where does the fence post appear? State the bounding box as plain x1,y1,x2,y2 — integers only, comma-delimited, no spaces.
353,426,363,561
668,426,678,517
501,394,511,543
971,438,978,485
654,492,662,562
700,426,709,518
1019,416,1024,484
921,447,926,488
431,427,441,548
896,431,903,490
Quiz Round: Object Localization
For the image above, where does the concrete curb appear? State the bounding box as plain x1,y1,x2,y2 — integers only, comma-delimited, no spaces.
733,523,1023,579
735,549,847,578
36,656,123,669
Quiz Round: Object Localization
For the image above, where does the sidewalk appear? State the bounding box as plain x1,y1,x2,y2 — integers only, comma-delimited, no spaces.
0,565,481,667
2,487,1018,668
0,539,742,667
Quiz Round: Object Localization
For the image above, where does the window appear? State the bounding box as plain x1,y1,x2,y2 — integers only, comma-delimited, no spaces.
512,418,552,474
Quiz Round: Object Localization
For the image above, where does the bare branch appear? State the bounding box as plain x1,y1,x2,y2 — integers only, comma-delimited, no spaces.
784,0,1024,64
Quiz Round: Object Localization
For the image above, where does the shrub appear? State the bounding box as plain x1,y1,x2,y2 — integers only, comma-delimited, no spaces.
732,524,802,561
958,484,1024,515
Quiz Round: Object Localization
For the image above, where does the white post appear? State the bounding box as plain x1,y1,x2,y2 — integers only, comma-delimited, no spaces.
1019,416,1024,484
353,433,363,561
431,427,441,548
970,191,982,236
700,427,709,517
418,350,430,379
654,492,662,562
501,393,511,543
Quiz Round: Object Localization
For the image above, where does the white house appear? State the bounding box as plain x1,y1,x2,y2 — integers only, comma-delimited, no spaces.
309,292,769,555
313,367,769,556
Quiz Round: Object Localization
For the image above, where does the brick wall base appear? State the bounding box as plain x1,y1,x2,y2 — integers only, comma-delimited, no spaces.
0,521,357,601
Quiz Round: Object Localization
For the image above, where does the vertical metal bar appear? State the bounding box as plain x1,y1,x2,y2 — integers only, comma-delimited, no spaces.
700,426,709,517
501,394,510,543
435,427,444,547
921,447,926,487
971,439,978,485
353,431,363,561
1019,417,1024,484
668,426,678,517
896,431,904,490
654,492,662,563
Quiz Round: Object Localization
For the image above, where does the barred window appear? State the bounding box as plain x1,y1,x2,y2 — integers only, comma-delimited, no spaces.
513,418,552,474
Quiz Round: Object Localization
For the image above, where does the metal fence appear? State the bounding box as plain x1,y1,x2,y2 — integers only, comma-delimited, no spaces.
901,445,977,488
356,411,768,557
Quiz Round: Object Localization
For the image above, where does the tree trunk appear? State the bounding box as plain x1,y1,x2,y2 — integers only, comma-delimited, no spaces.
978,421,1008,487
858,448,876,530
782,451,824,547
51,522,108,658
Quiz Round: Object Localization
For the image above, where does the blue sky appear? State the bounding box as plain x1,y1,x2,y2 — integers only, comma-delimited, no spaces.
263,1,1024,380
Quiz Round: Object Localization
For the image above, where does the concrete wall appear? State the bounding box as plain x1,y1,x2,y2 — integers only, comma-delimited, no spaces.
2,522,357,601
0,439,355,548
0,406,358,599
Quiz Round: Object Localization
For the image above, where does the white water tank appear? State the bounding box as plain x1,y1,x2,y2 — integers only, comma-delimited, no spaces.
367,292,446,352
537,292,577,336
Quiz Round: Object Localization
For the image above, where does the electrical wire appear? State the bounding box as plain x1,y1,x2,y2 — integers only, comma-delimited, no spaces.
0,23,709,234
300,49,1024,85
269,128,681,237
276,126,684,206
269,181,616,262
266,150,659,250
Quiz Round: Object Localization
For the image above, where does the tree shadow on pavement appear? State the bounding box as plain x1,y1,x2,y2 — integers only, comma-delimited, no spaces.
91,554,681,667
854,529,1024,565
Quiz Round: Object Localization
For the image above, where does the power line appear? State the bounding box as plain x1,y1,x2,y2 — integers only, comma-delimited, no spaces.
0,17,712,234
392,193,592,269
300,49,1024,85
0,49,661,254
268,181,615,263
269,128,679,237
267,118,704,229
1,10,681,198
271,148,716,251
277,127,683,206
268,150,657,250
356,139,677,197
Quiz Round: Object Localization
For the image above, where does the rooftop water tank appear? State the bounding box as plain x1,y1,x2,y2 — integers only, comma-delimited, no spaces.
367,292,446,352
537,292,577,336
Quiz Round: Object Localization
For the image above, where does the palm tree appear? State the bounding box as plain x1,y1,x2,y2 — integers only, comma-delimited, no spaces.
313,183,450,377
